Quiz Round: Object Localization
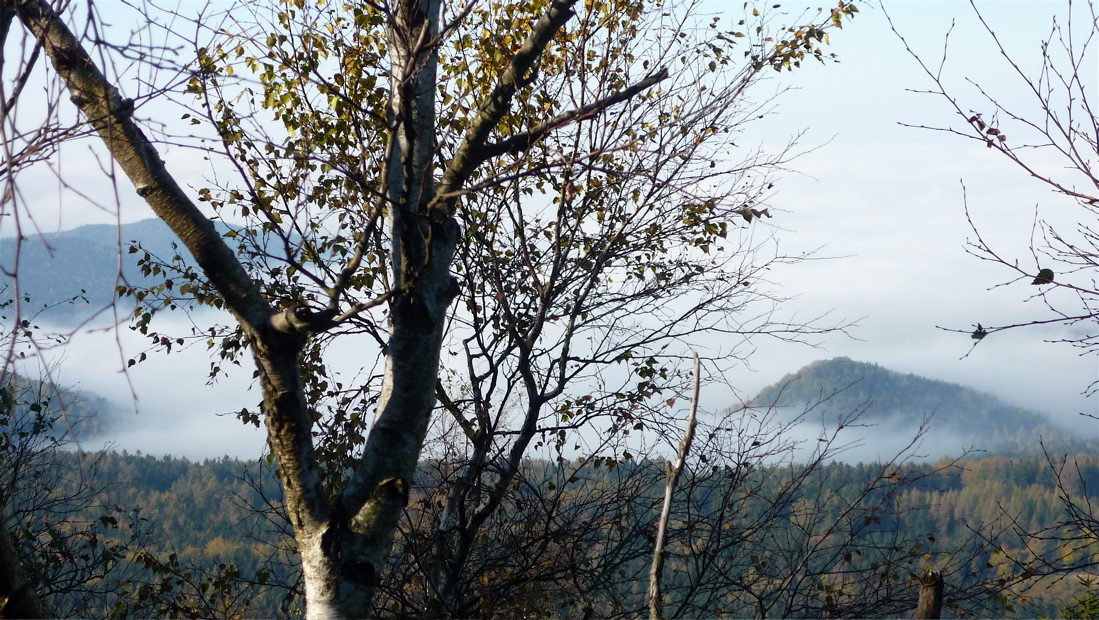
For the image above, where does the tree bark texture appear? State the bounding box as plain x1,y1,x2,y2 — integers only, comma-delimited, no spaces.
916,570,944,619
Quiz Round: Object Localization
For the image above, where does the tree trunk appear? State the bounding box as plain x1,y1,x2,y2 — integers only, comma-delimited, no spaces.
916,570,944,619
6,0,661,614
649,353,701,620
8,1,357,615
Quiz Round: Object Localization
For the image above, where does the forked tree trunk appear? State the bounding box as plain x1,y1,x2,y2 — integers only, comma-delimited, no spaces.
7,0,660,615
4,0,451,615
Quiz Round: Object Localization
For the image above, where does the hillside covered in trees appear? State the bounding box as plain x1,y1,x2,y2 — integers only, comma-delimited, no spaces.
752,357,1093,457
4,359,1095,617
15,449,1096,618
0,219,230,322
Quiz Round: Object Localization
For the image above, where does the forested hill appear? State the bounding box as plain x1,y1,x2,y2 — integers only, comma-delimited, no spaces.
2,373,119,440
33,450,1099,618
0,218,223,322
751,357,1094,455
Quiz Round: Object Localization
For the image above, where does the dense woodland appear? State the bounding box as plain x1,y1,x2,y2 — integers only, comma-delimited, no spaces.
7,448,1097,618
5,354,1097,617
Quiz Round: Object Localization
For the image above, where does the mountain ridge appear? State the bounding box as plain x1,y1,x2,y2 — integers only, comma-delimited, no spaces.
750,357,1092,456
3,221,1090,458
0,218,225,322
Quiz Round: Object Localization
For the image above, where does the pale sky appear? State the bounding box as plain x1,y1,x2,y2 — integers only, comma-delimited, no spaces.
9,1,1096,459
723,1,1097,427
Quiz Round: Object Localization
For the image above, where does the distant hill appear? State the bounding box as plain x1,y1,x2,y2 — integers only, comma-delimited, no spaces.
751,357,1094,457
2,373,121,442
0,218,221,322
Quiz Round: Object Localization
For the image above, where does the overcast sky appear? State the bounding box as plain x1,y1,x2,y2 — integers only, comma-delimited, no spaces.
10,1,1097,460
733,1,1096,430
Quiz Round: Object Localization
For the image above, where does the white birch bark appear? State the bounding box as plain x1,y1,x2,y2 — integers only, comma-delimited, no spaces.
649,353,701,620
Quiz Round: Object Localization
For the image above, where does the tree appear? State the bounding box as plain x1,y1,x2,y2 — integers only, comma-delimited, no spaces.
0,333,138,617
2,0,859,615
887,0,1098,378
890,2,1099,611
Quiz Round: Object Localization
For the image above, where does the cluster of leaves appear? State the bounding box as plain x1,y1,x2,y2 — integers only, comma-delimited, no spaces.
746,1,860,72
111,546,270,619
966,111,1008,148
